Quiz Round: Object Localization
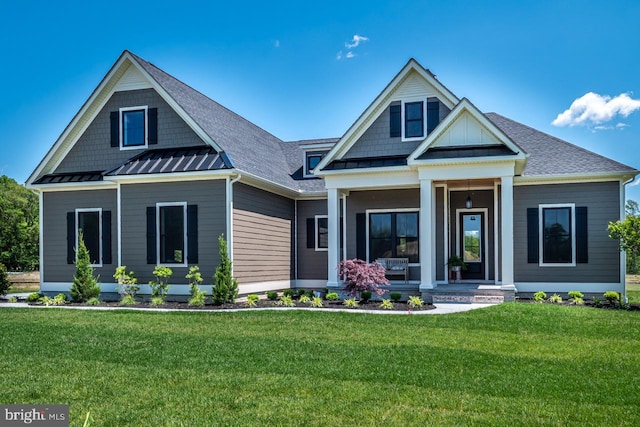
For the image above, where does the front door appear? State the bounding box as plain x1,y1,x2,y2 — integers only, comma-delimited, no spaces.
459,212,484,280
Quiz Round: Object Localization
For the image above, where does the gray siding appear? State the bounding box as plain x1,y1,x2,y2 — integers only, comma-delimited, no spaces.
233,183,294,284
42,189,117,282
344,98,450,160
449,190,495,281
514,182,621,283
297,199,328,280
435,187,444,281
346,189,421,281
120,180,226,285
54,88,207,174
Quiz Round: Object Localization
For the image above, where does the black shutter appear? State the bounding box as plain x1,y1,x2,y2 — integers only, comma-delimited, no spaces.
356,213,366,260
576,207,588,263
527,208,539,263
110,111,119,147
427,101,439,134
187,205,198,264
146,207,156,264
148,108,158,145
102,211,112,265
67,212,75,264
306,218,315,248
389,104,401,137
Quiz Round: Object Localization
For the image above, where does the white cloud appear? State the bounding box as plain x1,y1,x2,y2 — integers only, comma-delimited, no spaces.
346,51,355,59
274,40,280,48
345,34,369,49
552,92,640,128
336,51,342,60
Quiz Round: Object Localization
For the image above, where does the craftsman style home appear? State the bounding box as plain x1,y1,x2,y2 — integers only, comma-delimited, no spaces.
27,51,637,299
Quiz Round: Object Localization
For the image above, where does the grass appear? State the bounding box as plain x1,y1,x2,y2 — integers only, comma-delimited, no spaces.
1,305,639,426
627,276,640,304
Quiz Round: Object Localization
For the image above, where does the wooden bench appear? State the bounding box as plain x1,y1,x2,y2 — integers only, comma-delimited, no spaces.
376,258,409,283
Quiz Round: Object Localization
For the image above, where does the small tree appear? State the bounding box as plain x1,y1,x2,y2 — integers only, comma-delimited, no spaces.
113,266,139,298
212,235,238,305
70,231,100,302
337,258,389,297
608,215,640,274
186,265,207,307
0,263,10,296
149,266,172,302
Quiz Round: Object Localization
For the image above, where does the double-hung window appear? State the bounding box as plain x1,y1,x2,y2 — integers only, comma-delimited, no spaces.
404,101,424,139
76,208,102,267
120,106,148,149
369,211,419,263
540,204,575,266
315,215,328,251
157,202,187,266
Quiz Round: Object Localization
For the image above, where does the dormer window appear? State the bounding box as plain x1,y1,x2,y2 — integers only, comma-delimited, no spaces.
303,152,327,178
390,98,442,140
120,106,148,149
404,101,424,139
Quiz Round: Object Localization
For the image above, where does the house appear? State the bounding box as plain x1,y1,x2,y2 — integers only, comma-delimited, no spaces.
27,51,638,300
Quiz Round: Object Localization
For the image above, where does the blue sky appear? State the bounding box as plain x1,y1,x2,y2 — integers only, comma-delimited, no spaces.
2,0,640,199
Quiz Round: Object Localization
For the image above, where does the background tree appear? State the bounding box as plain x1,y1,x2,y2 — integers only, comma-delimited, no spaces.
70,231,100,302
0,175,39,271
608,201,640,274
212,235,238,305
0,263,10,296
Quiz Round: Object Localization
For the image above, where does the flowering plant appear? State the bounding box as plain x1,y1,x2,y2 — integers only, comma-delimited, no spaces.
337,258,389,296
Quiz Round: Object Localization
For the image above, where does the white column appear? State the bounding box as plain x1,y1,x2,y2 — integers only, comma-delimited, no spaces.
419,179,435,290
500,176,515,290
327,187,340,288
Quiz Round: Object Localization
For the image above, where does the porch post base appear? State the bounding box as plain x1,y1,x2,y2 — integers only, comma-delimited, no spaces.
419,282,436,291
326,281,341,289
500,284,516,291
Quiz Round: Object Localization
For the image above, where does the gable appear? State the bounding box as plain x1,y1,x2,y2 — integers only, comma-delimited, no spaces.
430,110,501,148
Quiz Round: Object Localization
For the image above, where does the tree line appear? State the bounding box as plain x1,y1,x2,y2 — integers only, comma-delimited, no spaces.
0,175,38,271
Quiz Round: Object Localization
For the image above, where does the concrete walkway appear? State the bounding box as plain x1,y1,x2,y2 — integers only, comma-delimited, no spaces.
0,301,496,315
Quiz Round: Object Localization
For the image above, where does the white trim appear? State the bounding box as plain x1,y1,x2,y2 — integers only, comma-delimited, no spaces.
299,142,336,151
119,105,148,150
303,152,326,178
324,169,418,190
38,192,43,287
294,279,328,288
500,176,514,288
365,208,420,263
515,173,637,186
30,182,117,192
401,97,427,142
326,188,340,287
440,183,449,283
156,202,188,268
75,208,103,268
238,280,293,295
455,208,489,281
315,215,328,252
105,170,233,184
538,203,576,267
417,162,516,181
493,180,500,284
342,194,347,262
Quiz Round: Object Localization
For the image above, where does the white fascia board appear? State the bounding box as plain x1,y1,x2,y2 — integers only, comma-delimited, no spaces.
105,170,233,184
315,59,460,173
299,142,336,151
417,161,516,181
233,171,303,199
29,182,118,192
324,170,419,190
514,172,638,186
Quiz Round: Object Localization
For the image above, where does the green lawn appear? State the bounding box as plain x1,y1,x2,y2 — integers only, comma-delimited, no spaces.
1,305,639,426
627,282,640,304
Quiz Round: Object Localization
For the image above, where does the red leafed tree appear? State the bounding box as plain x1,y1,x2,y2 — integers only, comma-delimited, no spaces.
337,259,389,296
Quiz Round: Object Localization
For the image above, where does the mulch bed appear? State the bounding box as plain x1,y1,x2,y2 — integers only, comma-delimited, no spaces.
517,299,640,311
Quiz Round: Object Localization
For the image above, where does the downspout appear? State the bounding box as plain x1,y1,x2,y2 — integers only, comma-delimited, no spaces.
294,199,298,285
38,191,43,289
621,176,635,302
227,173,242,272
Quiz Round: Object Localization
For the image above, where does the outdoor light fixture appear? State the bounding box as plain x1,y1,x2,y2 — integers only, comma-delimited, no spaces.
465,180,472,209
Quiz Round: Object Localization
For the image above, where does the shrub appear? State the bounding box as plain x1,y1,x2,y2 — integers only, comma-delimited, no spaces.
407,296,424,309
343,298,358,308
310,297,323,308
389,292,402,302
592,296,603,307
277,295,295,307
283,289,294,298
337,258,389,297
533,291,547,303
8,296,17,303
26,292,41,303
604,291,620,306
70,231,101,303
149,266,172,304
299,295,311,304
325,292,339,301
266,291,278,301
187,266,206,307
86,297,101,306
247,294,260,308
212,235,239,305
150,296,165,307
548,293,562,304
119,294,137,306
304,290,315,298
360,291,372,303
296,289,306,298
113,266,139,299
0,263,10,296
380,299,394,310
43,293,67,307
568,290,584,305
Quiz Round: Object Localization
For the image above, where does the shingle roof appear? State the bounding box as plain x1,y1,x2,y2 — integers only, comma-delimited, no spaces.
486,113,637,176
105,146,231,177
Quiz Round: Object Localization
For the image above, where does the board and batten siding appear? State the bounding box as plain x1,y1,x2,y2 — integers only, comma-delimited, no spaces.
297,199,328,280
232,183,294,284
42,189,117,282
54,88,207,175
513,182,621,283
120,180,226,285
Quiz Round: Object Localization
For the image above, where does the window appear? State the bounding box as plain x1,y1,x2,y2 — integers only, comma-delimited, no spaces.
158,203,187,266
404,101,424,139
76,209,102,267
120,106,148,149
369,211,419,263
315,216,328,251
303,152,326,178
540,205,574,265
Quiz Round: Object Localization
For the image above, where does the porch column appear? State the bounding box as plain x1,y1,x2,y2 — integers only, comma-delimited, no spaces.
419,179,435,290
327,187,340,288
500,176,515,289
